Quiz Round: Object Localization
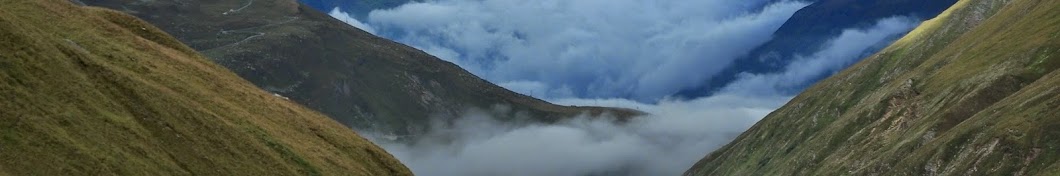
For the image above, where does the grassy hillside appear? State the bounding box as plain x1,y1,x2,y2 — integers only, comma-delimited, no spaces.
686,0,1060,175
81,0,639,137
0,0,410,175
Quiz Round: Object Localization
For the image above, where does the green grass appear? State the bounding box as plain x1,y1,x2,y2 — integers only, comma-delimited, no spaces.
687,0,1060,175
251,126,323,176
0,0,410,175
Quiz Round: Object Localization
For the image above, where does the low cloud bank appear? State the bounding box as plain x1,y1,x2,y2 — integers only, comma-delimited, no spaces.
329,1,924,175
370,94,786,176
359,16,922,176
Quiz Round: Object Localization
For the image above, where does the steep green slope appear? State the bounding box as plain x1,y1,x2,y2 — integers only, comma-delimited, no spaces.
686,0,1060,175
81,0,638,137
0,0,410,175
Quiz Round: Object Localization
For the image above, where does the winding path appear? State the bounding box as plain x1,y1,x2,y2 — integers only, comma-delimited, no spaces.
210,17,301,50
222,0,253,15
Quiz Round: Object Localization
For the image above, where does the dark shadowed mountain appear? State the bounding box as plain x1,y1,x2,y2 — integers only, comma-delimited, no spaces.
686,0,1060,174
80,0,638,137
0,0,409,174
678,0,958,98
757,0,958,58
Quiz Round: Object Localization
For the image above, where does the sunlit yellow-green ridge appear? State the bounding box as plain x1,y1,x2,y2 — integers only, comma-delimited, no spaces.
686,0,1060,175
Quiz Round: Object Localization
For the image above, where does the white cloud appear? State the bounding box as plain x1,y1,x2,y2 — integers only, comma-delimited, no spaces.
498,81,575,99
720,16,919,97
330,1,925,175
329,7,378,35
365,0,808,101
370,94,787,176
358,16,923,176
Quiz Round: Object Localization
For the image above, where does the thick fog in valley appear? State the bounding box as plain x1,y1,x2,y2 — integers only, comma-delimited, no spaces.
365,95,784,176
331,0,920,175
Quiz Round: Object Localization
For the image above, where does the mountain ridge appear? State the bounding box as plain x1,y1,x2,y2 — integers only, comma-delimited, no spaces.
678,0,957,98
81,0,639,137
685,0,1060,174
0,0,410,174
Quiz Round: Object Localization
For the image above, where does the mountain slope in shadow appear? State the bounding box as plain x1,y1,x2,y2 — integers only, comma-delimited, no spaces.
82,0,639,137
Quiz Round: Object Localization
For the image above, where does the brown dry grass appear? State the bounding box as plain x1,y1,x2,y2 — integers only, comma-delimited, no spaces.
0,0,410,175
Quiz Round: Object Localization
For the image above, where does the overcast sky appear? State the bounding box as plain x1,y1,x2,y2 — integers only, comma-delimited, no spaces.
329,0,920,175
